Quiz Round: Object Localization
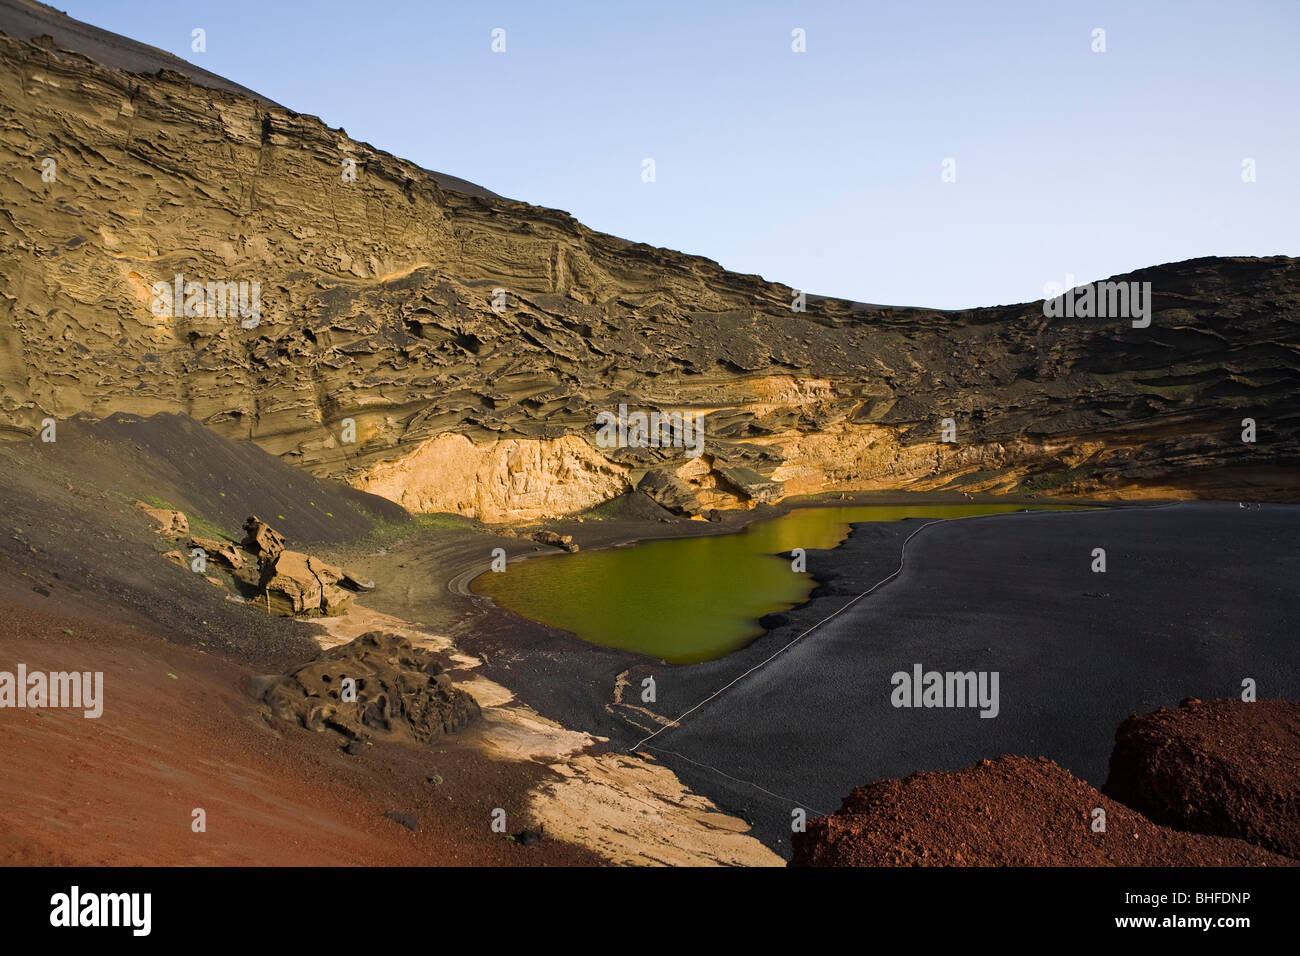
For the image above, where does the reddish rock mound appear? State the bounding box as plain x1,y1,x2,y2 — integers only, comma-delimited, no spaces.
790,756,1291,867
1104,697,1300,859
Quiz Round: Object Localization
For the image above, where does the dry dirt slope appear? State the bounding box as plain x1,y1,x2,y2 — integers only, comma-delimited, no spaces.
1,3,1297,518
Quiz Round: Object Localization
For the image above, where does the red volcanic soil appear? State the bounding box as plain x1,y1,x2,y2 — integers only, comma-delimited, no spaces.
1104,697,1300,859
790,756,1293,867
0,585,600,866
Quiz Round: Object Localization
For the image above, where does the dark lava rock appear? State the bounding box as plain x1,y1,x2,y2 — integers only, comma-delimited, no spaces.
512,827,543,847
635,468,703,516
343,738,368,756
530,530,578,552
263,631,481,743
1103,697,1300,859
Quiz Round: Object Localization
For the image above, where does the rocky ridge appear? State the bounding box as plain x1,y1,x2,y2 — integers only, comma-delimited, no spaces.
1,7,1297,520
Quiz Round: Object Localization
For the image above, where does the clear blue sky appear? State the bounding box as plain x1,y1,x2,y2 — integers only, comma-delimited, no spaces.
59,0,1299,308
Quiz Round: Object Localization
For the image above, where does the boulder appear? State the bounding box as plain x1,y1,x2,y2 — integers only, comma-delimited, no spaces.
636,468,704,516
189,536,244,571
256,549,353,617
531,529,578,552
715,465,782,504
241,515,287,560
135,501,188,536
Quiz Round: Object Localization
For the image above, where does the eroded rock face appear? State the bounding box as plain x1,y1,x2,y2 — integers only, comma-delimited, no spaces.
241,516,287,561
262,631,480,743
2,20,1298,515
790,756,1292,867
355,434,630,523
1104,698,1300,860
256,550,353,617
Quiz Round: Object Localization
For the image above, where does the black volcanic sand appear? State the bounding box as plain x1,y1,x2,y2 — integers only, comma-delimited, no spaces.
17,411,1292,863
418,502,1299,858
0,412,417,671
32,412,409,545
337,491,1090,731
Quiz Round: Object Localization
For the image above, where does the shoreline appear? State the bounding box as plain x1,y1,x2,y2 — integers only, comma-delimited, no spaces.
344,497,1297,858
626,501,1300,852
334,496,1132,854
452,493,1127,660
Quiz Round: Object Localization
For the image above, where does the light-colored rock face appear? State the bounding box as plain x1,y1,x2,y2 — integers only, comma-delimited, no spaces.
134,501,188,536
355,433,631,523
2,26,1298,511
256,549,353,617
760,422,1023,496
346,420,1106,519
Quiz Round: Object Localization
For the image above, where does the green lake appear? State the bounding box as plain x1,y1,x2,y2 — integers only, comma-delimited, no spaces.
472,503,1086,664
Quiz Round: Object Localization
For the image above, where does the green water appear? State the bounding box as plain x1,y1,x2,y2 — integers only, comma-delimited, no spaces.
472,504,1084,664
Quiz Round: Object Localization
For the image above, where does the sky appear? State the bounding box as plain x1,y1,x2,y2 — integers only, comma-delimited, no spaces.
57,0,1300,309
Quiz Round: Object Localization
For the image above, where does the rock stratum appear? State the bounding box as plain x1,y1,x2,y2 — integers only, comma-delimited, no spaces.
2,2,1298,521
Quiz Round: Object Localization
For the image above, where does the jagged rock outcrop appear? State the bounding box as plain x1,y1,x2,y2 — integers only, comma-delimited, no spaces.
241,515,287,561
530,530,578,552
262,631,480,743
256,550,354,617
232,516,366,617
139,510,368,617
1,7,1297,518
189,535,244,571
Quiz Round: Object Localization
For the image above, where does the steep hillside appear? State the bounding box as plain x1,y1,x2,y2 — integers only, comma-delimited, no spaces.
2,5,1297,520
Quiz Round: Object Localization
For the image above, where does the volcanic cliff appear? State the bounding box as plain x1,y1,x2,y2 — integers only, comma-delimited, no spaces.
2,1,1298,521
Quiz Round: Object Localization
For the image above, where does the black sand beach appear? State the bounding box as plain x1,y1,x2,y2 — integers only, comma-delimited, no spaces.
445,502,1299,856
